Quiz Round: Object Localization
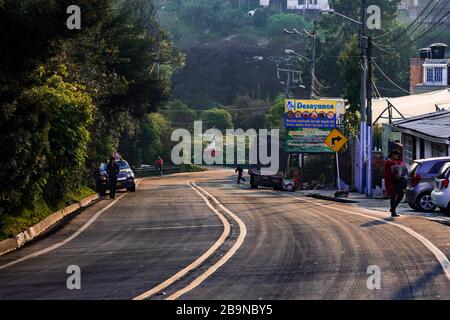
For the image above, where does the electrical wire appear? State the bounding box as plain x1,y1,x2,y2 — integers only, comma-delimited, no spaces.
371,58,410,94
390,0,439,43
395,0,446,46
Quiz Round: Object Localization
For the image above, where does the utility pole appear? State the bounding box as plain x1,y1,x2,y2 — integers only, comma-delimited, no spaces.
366,36,373,197
285,70,291,98
359,0,367,194
310,23,317,99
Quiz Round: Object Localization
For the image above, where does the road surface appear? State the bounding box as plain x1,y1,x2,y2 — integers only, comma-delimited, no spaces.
1,169,450,300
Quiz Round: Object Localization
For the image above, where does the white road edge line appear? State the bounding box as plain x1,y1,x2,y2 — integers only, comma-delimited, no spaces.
132,181,231,300
0,180,142,270
164,183,247,300
278,192,450,281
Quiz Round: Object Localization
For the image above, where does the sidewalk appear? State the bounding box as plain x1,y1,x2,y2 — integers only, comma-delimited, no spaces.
297,189,450,226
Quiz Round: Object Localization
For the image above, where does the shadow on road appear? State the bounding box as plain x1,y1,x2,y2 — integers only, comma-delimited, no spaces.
360,218,396,228
391,263,446,300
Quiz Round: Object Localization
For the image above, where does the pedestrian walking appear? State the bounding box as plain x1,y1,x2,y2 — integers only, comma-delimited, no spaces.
235,165,245,184
155,156,164,176
106,155,120,199
384,150,406,217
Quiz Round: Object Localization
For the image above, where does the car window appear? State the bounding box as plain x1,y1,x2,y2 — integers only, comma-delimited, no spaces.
99,163,107,171
117,160,130,169
408,162,420,177
428,161,446,174
437,163,450,179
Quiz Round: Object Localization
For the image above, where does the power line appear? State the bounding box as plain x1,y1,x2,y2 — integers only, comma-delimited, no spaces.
396,1,449,47
371,78,382,98
395,0,445,46
373,9,450,58
371,58,410,94
425,23,450,45
390,0,438,42
398,10,450,51
372,42,397,54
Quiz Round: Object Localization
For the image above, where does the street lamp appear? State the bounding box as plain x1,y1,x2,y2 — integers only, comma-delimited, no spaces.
321,3,370,196
284,49,311,61
320,9,363,25
283,27,317,99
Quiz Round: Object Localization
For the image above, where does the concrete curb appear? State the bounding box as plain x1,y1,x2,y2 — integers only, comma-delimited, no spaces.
0,193,100,257
307,194,358,204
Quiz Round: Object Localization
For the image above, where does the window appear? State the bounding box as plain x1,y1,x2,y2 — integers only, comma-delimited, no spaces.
429,161,446,174
431,143,447,158
298,0,305,4
403,134,413,165
435,68,443,83
426,68,434,83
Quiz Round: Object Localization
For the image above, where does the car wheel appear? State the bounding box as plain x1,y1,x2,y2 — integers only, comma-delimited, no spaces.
284,183,294,192
127,185,136,192
416,192,436,212
408,202,417,210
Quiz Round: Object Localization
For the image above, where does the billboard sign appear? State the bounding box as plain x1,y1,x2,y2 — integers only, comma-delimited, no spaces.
284,99,337,129
286,128,333,153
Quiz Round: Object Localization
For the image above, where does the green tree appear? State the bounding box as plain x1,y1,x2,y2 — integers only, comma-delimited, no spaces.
337,36,360,114
266,95,285,132
200,108,233,131
161,100,198,128
267,13,311,36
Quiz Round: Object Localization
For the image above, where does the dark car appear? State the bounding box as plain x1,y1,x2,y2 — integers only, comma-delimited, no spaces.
95,160,136,196
248,165,297,192
406,157,450,212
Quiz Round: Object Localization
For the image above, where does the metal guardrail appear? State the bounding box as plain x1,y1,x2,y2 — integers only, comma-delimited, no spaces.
134,166,182,178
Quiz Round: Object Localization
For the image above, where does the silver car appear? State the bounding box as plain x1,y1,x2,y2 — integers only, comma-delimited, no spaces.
431,162,450,214
405,157,450,212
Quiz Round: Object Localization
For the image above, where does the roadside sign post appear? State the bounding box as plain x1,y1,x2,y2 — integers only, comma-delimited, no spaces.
324,129,348,192
335,152,341,191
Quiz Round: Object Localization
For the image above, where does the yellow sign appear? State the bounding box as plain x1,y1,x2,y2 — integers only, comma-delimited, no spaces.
324,129,348,152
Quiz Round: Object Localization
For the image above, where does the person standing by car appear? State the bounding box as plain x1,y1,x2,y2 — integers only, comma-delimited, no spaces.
107,155,120,199
385,150,405,217
155,156,164,176
235,165,245,184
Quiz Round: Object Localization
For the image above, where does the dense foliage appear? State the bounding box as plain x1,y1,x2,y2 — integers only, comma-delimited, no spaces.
0,0,183,236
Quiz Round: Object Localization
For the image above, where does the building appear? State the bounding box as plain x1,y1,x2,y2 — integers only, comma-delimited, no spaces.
372,89,450,158
259,0,329,11
286,0,329,11
410,43,449,94
392,110,450,164
398,0,425,21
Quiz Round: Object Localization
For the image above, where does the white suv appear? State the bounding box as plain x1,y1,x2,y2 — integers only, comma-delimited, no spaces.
431,162,450,214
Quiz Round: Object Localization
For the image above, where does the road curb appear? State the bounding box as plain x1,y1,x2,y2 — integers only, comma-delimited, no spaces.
307,193,358,204
0,193,100,257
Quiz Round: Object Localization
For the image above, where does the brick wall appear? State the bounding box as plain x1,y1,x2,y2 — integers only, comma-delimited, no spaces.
410,58,424,94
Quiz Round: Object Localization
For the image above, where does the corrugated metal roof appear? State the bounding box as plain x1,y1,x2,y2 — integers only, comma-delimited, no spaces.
393,110,450,141
372,89,450,124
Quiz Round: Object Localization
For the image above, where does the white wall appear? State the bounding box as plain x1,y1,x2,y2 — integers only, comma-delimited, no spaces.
286,0,330,10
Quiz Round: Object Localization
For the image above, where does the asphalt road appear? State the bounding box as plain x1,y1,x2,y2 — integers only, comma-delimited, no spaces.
1,169,450,300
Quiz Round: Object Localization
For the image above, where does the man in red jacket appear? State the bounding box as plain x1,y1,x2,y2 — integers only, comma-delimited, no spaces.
155,156,164,176
384,150,404,217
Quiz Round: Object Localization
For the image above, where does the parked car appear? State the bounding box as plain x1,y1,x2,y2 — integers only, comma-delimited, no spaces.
406,157,450,212
431,162,450,214
249,165,297,192
95,160,136,196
